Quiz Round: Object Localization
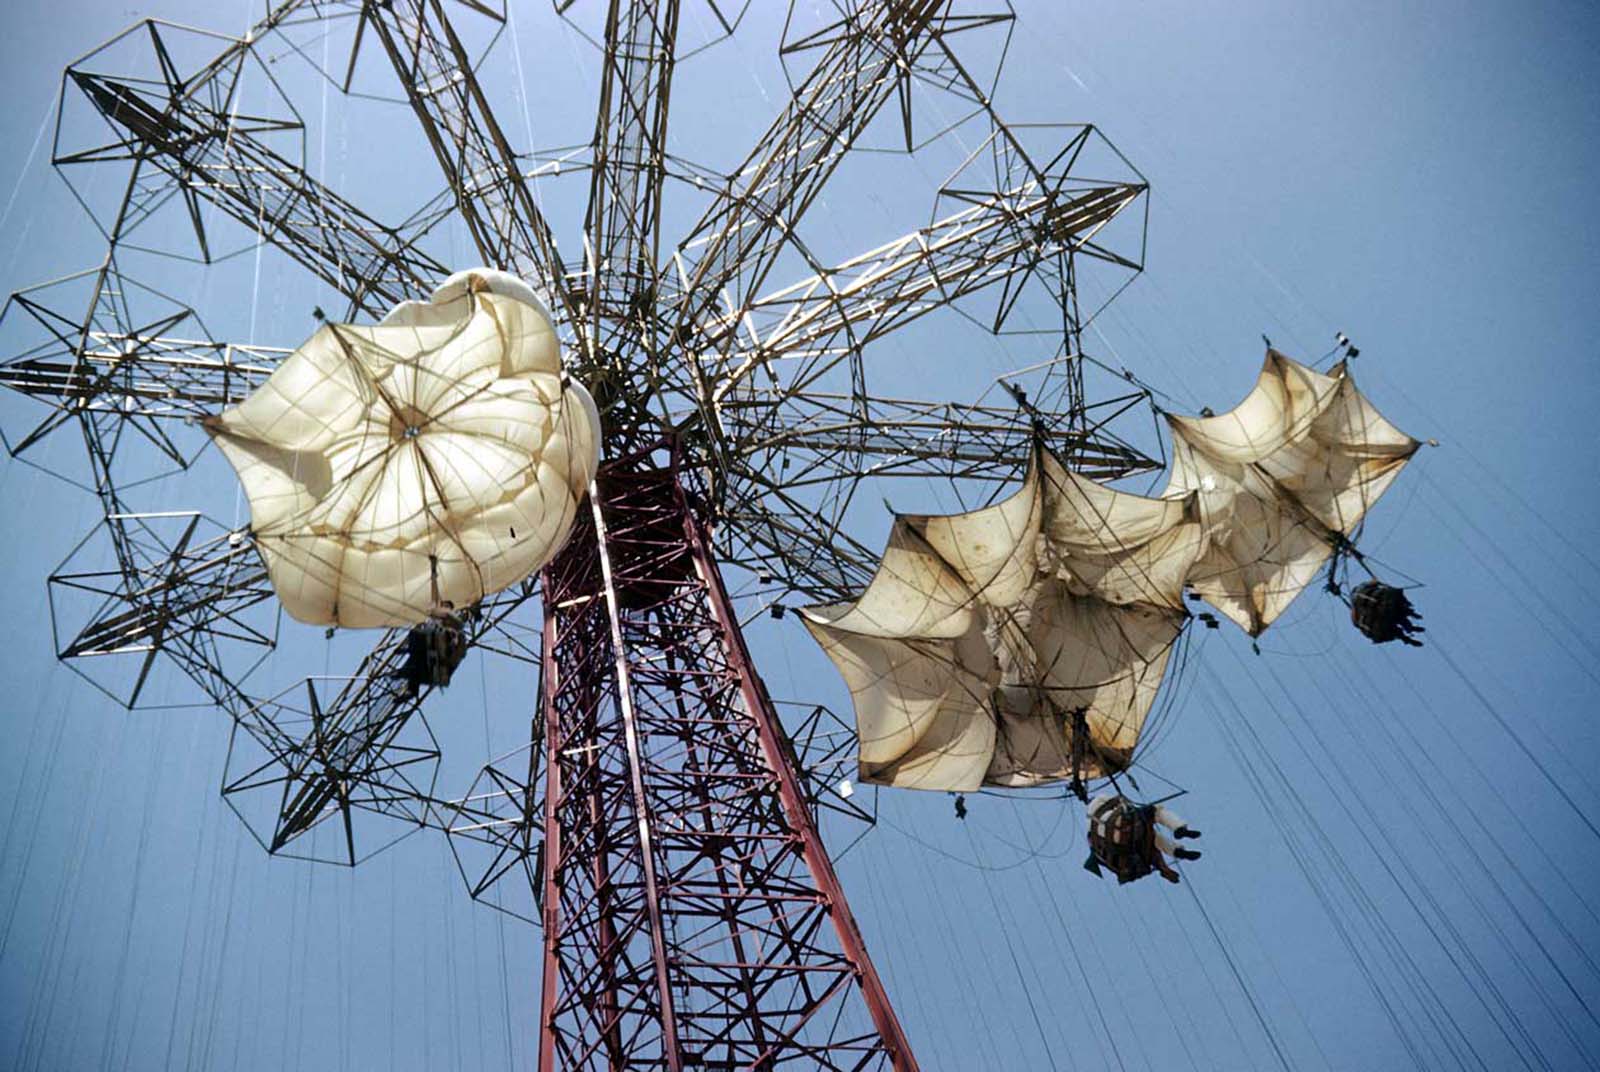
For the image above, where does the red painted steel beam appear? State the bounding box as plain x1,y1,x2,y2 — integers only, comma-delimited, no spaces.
534,455,919,1069
679,476,921,1072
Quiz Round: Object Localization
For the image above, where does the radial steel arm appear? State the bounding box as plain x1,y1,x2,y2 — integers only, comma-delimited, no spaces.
0,328,283,432
583,1,679,323
64,59,446,315
714,483,881,600
567,0,686,442
707,177,1143,404
720,388,1155,488
48,519,272,707
231,580,541,859
0,267,283,461
365,0,581,325
54,528,266,659
710,383,1156,602
673,0,956,337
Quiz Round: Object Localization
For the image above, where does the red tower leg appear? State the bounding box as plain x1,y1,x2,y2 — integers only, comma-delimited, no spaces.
537,458,919,1071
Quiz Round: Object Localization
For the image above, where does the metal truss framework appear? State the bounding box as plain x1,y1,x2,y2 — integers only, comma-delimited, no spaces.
537,455,913,1070
0,1,1161,1065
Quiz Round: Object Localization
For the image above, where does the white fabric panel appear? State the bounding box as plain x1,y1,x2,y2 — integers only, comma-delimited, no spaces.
1165,352,1341,464
904,462,1042,608
808,521,980,641
1166,350,1418,634
1038,451,1201,610
1029,584,1185,768
1257,367,1419,534
207,437,333,533
802,618,997,791
803,447,1202,792
214,325,375,452
207,268,601,627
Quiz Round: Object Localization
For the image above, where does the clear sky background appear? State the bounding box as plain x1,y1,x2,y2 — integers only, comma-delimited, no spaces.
2,2,1599,1070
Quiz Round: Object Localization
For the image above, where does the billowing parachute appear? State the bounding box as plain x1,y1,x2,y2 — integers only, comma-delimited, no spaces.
805,348,1417,793
207,268,601,628
1167,350,1419,634
801,448,1203,792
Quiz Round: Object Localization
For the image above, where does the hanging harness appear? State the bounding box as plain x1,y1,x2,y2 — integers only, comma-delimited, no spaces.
1067,707,1091,803
1085,796,1159,884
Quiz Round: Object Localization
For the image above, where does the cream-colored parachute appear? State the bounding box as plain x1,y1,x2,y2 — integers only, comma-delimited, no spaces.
1166,350,1418,635
803,348,1418,793
801,449,1203,792
207,268,601,628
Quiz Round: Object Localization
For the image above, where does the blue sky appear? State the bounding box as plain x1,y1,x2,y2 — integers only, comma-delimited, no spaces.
2,2,1599,1069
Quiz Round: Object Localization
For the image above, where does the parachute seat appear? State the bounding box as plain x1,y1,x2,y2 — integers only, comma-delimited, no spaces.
1349,580,1423,647
399,606,468,694
1086,797,1160,884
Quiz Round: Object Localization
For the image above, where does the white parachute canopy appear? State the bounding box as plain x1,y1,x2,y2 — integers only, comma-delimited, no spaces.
801,348,1418,793
207,268,601,628
801,449,1203,793
1166,349,1419,635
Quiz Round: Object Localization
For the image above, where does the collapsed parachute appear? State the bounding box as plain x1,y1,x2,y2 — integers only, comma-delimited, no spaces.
1166,350,1419,634
207,268,601,628
804,349,1417,793
801,449,1202,792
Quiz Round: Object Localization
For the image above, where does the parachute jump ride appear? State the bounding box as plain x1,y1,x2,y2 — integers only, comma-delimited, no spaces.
1,1,1454,1066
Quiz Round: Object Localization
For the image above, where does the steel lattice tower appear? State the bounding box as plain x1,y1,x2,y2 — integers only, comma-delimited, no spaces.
539,456,914,1067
